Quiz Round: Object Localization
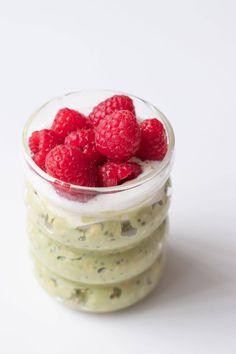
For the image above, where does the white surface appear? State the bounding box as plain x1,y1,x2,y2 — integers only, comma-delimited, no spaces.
0,1,236,353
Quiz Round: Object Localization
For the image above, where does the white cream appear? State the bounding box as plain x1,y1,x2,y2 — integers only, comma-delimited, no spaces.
25,158,171,228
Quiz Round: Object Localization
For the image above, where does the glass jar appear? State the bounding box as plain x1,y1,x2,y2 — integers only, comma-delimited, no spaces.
22,90,175,312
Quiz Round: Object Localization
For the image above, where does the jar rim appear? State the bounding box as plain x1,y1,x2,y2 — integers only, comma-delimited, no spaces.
22,89,175,193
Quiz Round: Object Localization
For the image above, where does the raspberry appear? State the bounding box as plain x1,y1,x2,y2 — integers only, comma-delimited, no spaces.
29,131,39,154
51,108,87,140
33,150,48,171
127,163,142,180
88,95,135,127
45,145,97,187
53,180,97,203
95,110,140,162
137,119,168,161
65,129,103,164
29,129,59,171
29,129,59,154
98,161,142,187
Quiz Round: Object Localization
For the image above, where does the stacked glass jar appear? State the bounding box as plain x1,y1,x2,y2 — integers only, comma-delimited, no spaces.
22,90,175,312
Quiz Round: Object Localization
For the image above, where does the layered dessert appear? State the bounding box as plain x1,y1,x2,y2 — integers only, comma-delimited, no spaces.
23,90,174,312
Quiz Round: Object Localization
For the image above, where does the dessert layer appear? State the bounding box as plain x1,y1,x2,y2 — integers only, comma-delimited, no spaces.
27,180,170,253
25,157,172,226
29,220,167,285
33,253,164,313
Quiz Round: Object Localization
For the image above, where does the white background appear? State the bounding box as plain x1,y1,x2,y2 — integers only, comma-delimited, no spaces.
0,1,236,353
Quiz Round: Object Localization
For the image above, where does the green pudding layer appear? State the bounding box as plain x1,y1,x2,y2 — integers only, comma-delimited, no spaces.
29,220,167,285
33,254,164,313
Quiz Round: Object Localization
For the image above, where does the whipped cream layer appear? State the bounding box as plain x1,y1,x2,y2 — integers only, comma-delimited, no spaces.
25,157,172,228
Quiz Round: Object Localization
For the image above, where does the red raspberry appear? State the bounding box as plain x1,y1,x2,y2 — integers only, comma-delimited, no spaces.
33,150,48,171
29,129,59,154
88,95,135,127
95,110,140,162
51,108,87,140
45,145,97,187
53,180,97,203
65,129,103,164
98,161,142,187
29,131,40,154
137,119,168,161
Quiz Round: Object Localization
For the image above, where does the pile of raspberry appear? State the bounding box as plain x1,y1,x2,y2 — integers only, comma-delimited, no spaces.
29,95,168,190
